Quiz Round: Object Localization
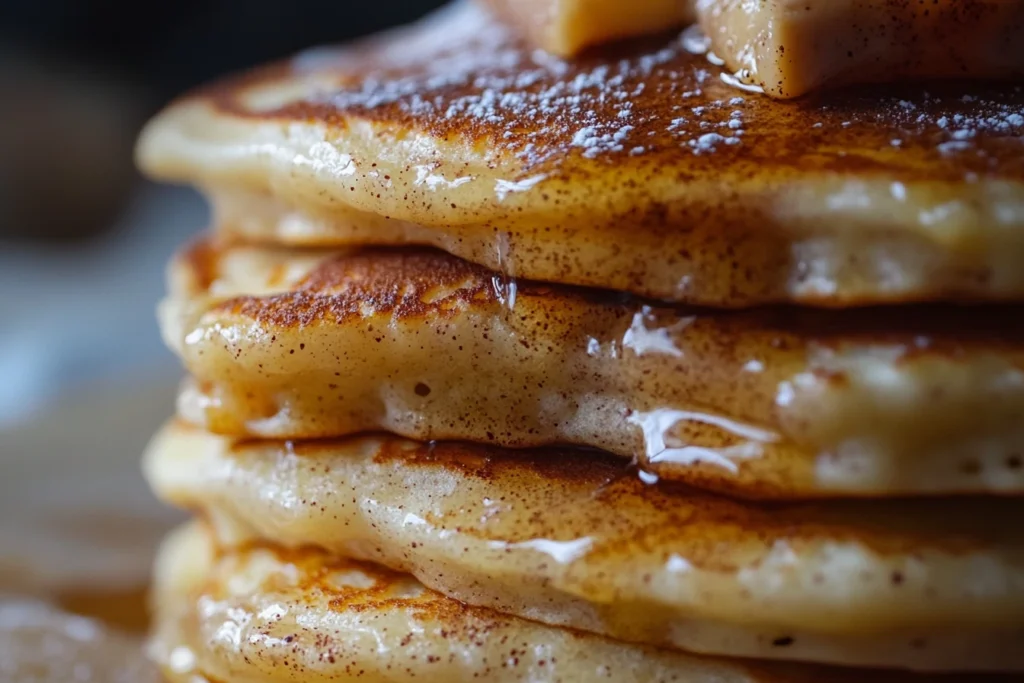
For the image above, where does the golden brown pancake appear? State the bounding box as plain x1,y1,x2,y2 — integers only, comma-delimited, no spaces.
146,421,1024,671
163,240,1024,498
151,523,1024,681
136,2,1024,307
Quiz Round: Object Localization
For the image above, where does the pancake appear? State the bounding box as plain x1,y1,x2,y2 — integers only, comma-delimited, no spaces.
136,2,1024,307
151,523,1022,681
163,240,1024,498
145,422,1024,672
0,598,159,683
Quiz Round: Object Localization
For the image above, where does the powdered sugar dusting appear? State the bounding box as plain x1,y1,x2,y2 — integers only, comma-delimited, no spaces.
300,2,752,166
269,1,1024,176
888,92,1024,136
836,87,1024,161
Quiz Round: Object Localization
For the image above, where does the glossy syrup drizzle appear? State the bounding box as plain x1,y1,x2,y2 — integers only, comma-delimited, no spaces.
630,408,779,474
491,231,518,313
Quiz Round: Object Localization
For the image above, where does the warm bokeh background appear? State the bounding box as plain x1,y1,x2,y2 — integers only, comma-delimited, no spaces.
0,0,443,618
0,0,446,424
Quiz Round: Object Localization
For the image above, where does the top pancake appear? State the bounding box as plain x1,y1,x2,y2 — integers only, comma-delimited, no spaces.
136,2,1024,307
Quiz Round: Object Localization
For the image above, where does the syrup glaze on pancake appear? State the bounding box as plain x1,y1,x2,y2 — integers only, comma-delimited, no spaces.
146,421,1024,671
137,2,1024,306
163,240,1024,498
151,524,1024,681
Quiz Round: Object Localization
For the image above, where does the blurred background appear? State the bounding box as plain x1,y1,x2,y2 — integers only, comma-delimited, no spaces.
0,0,447,426
0,0,443,609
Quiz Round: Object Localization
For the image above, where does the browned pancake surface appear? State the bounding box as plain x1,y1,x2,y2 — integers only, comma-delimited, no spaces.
152,523,1024,680
138,3,1024,306
147,421,1024,671
162,240,1024,498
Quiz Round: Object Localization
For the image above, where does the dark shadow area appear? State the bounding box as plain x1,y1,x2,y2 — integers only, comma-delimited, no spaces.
0,0,447,244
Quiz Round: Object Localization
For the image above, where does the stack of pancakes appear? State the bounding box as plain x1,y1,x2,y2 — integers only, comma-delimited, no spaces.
136,2,1024,681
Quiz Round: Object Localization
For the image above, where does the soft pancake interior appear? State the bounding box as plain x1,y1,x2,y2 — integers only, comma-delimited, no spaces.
163,239,1024,498
151,523,1021,683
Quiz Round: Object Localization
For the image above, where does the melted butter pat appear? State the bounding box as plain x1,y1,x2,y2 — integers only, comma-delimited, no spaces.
487,1,1024,97
478,0,696,56
696,0,1024,98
